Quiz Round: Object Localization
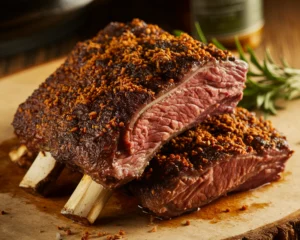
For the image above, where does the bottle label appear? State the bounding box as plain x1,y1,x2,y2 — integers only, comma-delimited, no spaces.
191,0,264,38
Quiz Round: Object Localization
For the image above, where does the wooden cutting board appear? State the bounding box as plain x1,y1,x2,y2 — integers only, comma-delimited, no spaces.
0,59,299,240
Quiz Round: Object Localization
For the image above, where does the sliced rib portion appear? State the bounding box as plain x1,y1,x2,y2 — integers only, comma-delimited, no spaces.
12,19,247,188
115,60,246,184
129,108,293,218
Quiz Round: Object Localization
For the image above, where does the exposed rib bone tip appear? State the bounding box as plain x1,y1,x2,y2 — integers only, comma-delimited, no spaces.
19,152,64,196
61,175,112,225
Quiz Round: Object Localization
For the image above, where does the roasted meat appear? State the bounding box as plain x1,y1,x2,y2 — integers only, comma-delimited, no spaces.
129,108,293,218
12,19,247,188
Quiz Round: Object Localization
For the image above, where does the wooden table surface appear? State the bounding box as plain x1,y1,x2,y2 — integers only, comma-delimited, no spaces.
261,0,300,68
0,0,300,78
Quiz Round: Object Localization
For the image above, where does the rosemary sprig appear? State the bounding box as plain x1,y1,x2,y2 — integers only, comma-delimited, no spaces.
173,24,300,115
195,22,207,44
235,37,300,114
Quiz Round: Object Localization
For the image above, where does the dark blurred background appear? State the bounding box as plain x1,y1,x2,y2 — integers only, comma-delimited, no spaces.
0,0,299,77
0,0,191,76
0,0,190,56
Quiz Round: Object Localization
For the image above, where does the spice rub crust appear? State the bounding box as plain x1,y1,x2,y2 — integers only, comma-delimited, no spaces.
140,107,292,182
13,19,232,185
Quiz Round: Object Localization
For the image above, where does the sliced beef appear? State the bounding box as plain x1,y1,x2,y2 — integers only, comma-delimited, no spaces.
129,108,293,218
12,19,247,188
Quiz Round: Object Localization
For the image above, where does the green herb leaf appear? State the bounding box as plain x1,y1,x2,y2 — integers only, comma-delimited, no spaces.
211,38,226,50
195,22,207,44
256,95,265,108
265,48,275,64
263,59,285,82
173,30,184,36
281,57,290,68
247,46,264,72
235,37,247,62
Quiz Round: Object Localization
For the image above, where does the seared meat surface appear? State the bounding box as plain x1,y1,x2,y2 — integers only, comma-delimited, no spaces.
13,19,247,188
129,108,293,217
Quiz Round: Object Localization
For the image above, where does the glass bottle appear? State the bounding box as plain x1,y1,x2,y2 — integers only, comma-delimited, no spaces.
190,0,264,49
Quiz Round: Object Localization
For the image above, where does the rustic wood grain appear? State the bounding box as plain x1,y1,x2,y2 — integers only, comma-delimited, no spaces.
228,210,300,240
259,0,300,68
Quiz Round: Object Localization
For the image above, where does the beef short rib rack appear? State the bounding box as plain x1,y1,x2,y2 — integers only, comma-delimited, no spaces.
13,19,293,226
129,108,293,218
12,19,247,188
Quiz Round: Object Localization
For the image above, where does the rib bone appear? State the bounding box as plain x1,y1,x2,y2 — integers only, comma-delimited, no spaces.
9,145,28,163
61,174,112,225
19,151,64,195
16,149,112,224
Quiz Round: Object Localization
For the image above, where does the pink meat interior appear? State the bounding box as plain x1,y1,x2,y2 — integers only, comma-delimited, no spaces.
113,59,247,179
142,150,291,217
